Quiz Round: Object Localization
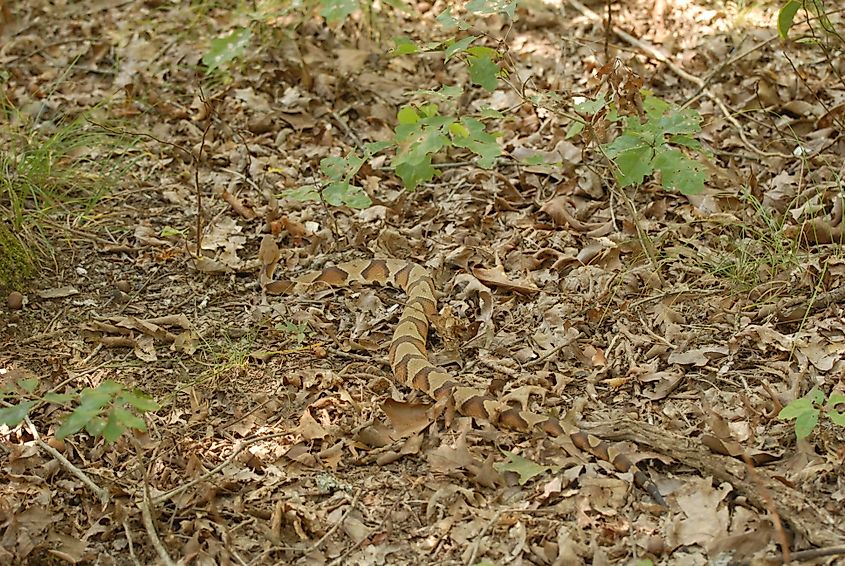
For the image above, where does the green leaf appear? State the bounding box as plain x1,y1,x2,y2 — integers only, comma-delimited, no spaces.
391,36,418,55
826,393,845,426
202,27,252,73
437,7,468,30
603,132,647,157
279,320,310,343
0,400,37,426
794,409,820,439
421,40,445,51
643,95,671,120
319,153,363,181
56,405,100,439
658,108,702,136
323,182,350,206
119,391,161,412
449,122,471,138
778,397,816,420
468,52,499,91
77,393,110,414
444,36,478,61
779,388,824,439
669,134,702,150
93,381,124,396
451,118,501,168
43,392,76,404
467,0,517,18
18,378,38,393
102,410,125,443
612,146,654,187
323,182,372,208
521,155,547,166
418,103,440,118
397,106,420,125
652,149,708,194
285,185,321,202
84,416,106,437
320,0,359,23
438,85,464,98
113,406,146,432
778,0,802,39
574,96,607,115
342,186,372,208
394,156,437,189
394,122,421,141
493,451,548,485
412,128,449,156
565,121,585,139
320,156,347,179
160,226,184,238
79,385,117,411
364,141,392,155
478,107,504,119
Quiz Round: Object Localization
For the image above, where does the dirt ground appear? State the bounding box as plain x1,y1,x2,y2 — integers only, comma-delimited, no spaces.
1,0,844,564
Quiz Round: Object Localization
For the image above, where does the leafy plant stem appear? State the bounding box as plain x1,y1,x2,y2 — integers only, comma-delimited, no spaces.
618,184,664,283
594,137,665,282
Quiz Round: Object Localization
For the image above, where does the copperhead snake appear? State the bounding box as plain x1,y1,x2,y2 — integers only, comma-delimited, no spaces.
269,258,665,505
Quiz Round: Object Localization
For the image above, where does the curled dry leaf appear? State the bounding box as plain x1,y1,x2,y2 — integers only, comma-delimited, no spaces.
193,256,231,274
471,265,539,295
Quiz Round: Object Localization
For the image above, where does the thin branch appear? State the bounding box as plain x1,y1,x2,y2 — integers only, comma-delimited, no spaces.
24,417,110,506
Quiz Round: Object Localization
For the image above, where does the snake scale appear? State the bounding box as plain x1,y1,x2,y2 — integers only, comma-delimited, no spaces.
271,258,665,505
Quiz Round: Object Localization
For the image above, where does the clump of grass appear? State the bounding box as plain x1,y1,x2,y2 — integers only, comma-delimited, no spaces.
0,98,131,292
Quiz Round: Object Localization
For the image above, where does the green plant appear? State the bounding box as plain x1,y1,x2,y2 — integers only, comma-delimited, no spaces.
393,101,502,189
277,320,313,345
570,90,709,195
778,0,840,41
202,26,252,74
0,100,129,291
778,387,845,440
200,0,414,76
696,187,801,290
0,379,160,443
1,104,125,229
284,147,383,209
207,2,516,207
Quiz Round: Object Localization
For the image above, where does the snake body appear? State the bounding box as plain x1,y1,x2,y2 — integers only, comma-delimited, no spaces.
277,258,664,505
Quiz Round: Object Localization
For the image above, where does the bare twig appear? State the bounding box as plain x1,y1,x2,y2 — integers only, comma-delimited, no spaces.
24,417,110,506
465,510,502,566
151,432,288,506
194,111,213,255
140,489,175,566
304,488,363,555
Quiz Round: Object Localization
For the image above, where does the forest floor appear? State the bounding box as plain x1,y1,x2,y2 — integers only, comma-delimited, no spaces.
2,0,845,564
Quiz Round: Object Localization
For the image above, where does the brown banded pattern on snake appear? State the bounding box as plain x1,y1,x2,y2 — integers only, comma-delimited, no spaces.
270,258,665,505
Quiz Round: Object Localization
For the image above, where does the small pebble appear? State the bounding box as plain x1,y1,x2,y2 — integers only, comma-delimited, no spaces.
7,292,23,310
111,290,130,303
247,114,273,134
